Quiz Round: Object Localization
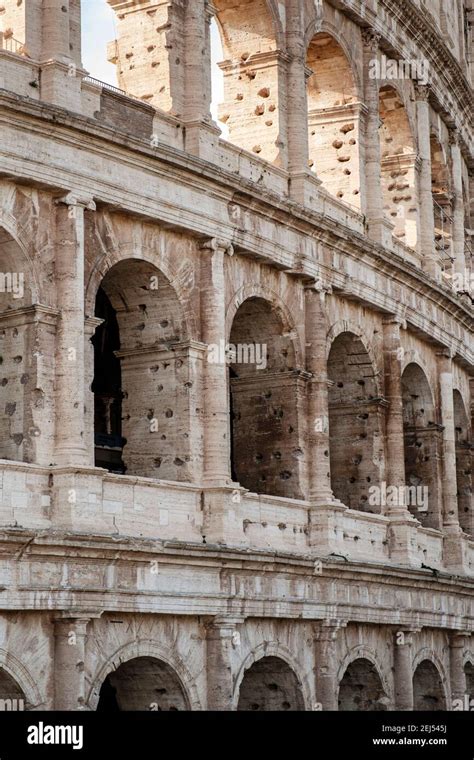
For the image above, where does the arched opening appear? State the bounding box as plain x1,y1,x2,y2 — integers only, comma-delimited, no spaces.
401,363,441,529
338,658,389,711
92,258,191,480
97,656,189,711
465,662,474,698
228,297,304,498
0,667,26,710
327,332,384,512
237,656,304,711
431,135,454,274
413,660,446,711
213,0,284,165
0,226,38,464
453,390,472,536
379,85,418,248
306,33,361,208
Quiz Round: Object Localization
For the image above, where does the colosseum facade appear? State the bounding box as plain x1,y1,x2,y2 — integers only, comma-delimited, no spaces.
0,0,472,714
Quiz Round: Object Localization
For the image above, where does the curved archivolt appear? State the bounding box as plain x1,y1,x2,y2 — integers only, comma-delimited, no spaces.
338,658,389,711
412,660,447,711
236,656,305,711
97,656,190,711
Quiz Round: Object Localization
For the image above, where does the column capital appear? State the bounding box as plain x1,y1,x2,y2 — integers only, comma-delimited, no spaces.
55,192,96,211
313,619,347,640
361,27,381,51
199,237,234,256
449,630,472,646
414,82,431,102
382,313,406,330
436,346,455,361
449,127,461,147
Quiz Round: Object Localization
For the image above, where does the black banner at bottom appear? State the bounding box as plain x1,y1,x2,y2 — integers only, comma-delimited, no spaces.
0,711,471,758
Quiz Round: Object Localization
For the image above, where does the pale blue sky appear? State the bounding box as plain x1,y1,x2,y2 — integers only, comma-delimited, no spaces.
81,0,224,122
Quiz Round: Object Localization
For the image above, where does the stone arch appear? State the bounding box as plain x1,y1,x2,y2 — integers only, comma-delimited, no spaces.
401,363,441,528
85,242,196,339
306,27,362,208
304,21,363,99
91,256,194,480
453,389,472,535
337,648,392,711
327,330,385,511
0,648,43,710
0,220,44,464
326,320,379,384
378,82,418,248
226,283,303,366
0,207,40,304
228,293,305,498
412,654,448,711
86,640,202,712
213,0,285,165
430,133,453,271
232,642,311,711
464,656,474,698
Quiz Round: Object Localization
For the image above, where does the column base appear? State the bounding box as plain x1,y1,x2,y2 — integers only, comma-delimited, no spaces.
387,513,422,568
367,216,395,248
289,170,322,209
201,484,248,547
443,524,469,575
308,500,348,556
184,119,221,162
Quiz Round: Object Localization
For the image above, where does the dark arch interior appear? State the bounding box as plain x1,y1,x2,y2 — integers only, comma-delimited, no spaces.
465,662,474,698
229,297,302,498
92,286,124,473
453,389,472,536
338,658,388,711
0,667,26,709
97,656,189,712
327,332,382,512
92,258,189,481
237,656,304,711
401,363,440,528
413,660,446,711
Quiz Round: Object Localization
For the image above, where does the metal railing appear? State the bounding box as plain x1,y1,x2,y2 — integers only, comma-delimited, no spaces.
0,34,26,55
83,75,127,97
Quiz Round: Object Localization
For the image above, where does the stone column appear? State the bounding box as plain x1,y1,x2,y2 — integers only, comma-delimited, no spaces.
184,0,220,159
449,128,466,277
42,0,70,62
362,29,389,245
305,284,334,504
199,238,233,485
393,629,416,711
383,316,420,566
314,620,346,711
54,193,95,467
53,614,94,710
206,617,243,710
382,317,406,502
437,349,466,572
305,283,347,555
450,631,471,704
286,0,311,185
437,350,460,529
415,83,438,279
40,0,84,111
